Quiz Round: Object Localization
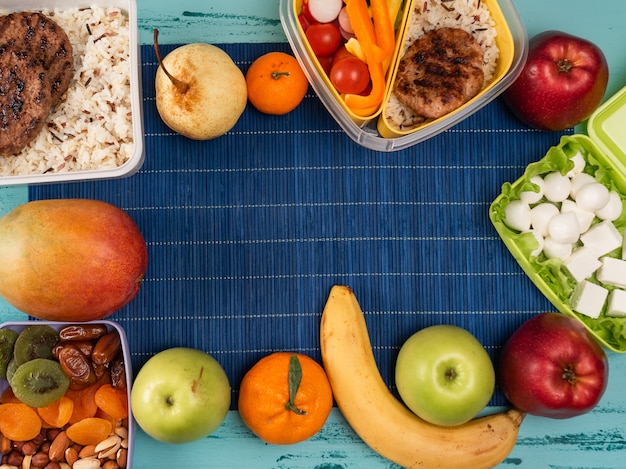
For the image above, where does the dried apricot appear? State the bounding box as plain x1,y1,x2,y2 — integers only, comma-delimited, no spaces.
0,386,19,404
37,395,74,428
94,383,128,419
66,417,112,445
0,402,42,441
65,383,99,424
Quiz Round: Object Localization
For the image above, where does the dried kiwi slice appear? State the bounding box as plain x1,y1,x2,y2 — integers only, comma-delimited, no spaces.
0,328,19,379
13,325,59,366
10,358,70,408
5,358,17,384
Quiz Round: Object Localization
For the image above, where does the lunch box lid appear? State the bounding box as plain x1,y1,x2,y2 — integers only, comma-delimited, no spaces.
588,84,626,170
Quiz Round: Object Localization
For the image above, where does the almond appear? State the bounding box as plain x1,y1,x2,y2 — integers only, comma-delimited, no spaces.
64,446,79,467
49,431,71,462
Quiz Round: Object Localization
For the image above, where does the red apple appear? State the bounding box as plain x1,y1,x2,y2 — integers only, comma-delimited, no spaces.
502,31,608,131
498,312,608,419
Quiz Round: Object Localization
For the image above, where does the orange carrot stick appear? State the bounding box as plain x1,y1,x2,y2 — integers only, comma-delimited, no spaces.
344,0,385,64
343,0,388,112
344,59,386,112
371,0,395,59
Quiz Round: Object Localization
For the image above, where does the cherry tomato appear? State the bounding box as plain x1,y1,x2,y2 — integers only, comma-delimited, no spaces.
332,46,354,66
298,13,311,31
301,1,317,25
306,23,342,57
329,57,370,95
317,55,333,75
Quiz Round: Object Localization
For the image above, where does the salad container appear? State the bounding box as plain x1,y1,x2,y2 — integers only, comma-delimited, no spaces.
280,0,527,151
490,85,626,352
0,320,134,468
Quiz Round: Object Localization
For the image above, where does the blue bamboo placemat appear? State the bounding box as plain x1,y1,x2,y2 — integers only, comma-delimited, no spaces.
30,42,573,407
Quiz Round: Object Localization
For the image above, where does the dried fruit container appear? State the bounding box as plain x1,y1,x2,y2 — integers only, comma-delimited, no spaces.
0,320,134,468
279,0,527,151
0,0,143,185
490,84,626,353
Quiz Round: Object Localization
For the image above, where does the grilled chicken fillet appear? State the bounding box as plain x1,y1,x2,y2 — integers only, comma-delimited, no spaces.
393,27,485,119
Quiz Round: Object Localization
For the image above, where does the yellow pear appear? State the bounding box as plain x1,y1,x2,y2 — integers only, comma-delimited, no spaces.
154,30,247,140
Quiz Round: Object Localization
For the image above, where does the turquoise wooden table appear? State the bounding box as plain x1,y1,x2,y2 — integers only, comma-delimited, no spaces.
2,1,626,468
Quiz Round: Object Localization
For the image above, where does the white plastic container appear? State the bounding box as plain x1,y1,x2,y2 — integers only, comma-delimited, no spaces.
0,320,134,468
0,0,143,185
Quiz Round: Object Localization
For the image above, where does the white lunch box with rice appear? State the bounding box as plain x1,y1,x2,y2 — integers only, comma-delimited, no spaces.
0,0,143,185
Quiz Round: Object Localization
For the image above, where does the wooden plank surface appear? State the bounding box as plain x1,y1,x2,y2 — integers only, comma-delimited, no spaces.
2,1,626,468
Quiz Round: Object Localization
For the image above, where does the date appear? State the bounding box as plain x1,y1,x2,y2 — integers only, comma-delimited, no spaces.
58,344,97,388
59,324,108,341
91,331,122,365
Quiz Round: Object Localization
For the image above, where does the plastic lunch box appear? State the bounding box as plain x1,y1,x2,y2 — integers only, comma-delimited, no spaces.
490,85,626,353
280,0,528,151
0,0,143,186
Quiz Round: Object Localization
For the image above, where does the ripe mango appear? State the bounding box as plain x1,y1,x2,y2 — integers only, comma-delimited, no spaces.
0,199,148,321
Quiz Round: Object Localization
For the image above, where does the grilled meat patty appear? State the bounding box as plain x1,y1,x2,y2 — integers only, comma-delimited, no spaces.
0,11,74,156
393,27,485,119
0,11,74,104
0,47,53,155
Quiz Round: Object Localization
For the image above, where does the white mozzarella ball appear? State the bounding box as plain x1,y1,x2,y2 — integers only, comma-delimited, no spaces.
504,200,532,232
543,172,571,202
575,182,610,212
561,199,595,233
566,151,586,177
542,237,573,260
520,175,545,205
548,211,581,244
524,229,545,257
570,172,596,199
530,202,559,237
595,190,623,221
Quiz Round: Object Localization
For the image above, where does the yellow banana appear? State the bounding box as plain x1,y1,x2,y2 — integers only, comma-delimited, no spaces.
320,285,525,469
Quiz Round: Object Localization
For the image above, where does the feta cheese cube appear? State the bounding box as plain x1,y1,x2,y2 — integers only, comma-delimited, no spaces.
563,247,601,283
606,289,626,317
596,257,626,288
579,220,622,256
570,280,608,319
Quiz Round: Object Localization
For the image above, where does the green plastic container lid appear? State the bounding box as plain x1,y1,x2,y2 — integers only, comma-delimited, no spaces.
588,85,626,169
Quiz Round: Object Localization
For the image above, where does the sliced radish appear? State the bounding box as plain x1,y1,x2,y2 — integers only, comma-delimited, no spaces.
308,0,343,24
337,7,354,34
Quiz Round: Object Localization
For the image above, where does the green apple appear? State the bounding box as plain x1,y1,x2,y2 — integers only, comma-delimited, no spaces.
395,325,495,426
130,347,231,444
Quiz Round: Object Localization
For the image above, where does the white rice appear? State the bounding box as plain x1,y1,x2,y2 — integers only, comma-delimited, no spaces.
384,0,500,131
0,6,132,177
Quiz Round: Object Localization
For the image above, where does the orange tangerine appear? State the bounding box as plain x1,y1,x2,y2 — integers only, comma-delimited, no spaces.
238,352,333,444
246,52,309,115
